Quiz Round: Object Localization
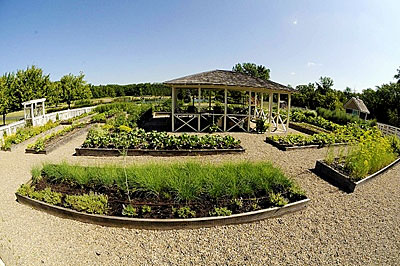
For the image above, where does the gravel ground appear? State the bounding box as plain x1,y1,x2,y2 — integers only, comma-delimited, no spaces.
0,129,399,265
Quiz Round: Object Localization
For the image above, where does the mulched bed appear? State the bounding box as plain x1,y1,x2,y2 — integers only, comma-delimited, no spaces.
33,177,306,219
265,138,346,151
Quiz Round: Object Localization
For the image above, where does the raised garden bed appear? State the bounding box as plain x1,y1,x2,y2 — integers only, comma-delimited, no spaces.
75,146,245,156
1,121,60,151
289,122,331,135
315,158,400,192
16,193,309,229
16,162,308,229
265,137,346,151
26,124,92,154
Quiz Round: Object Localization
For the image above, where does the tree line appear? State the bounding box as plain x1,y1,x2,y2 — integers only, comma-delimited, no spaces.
232,63,400,127
0,66,170,125
291,68,400,127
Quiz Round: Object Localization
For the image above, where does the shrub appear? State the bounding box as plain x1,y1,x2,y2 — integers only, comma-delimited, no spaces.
209,207,232,217
316,107,375,126
256,118,269,133
64,192,108,215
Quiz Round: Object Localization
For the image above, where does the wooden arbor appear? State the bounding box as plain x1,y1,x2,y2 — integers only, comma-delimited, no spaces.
164,70,296,133
22,98,46,126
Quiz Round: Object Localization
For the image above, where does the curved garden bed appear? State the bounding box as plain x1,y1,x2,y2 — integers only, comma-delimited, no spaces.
16,162,308,229
16,194,310,229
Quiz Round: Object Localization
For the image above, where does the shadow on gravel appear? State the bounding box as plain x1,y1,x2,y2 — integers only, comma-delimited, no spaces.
309,168,350,194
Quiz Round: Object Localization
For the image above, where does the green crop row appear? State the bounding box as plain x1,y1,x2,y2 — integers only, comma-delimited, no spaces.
82,127,242,150
33,161,306,203
1,120,59,150
267,123,378,147
27,122,86,152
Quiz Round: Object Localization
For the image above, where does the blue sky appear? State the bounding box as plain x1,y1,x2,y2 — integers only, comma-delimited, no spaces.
0,0,399,91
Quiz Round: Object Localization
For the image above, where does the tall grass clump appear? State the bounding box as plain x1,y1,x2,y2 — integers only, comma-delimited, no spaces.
39,161,305,202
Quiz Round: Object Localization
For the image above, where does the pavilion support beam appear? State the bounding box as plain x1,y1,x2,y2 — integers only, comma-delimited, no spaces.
268,92,273,132
286,93,291,133
198,87,201,132
254,92,257,118
248,91,251,132
277,93,281,126
31,104,35,126
42,101,45,116
261,93,264,113
171,87,176,132
224,88,227,131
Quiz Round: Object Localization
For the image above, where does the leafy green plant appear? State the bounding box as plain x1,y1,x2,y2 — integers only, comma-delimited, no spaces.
172,206,196,218
82,128,241,150
2,120,59,150
141,205,151,214
64,192,108,215
122,204,138,217
209,207,232,216
269,192,288,207
256,118,269,133
17,185,62,205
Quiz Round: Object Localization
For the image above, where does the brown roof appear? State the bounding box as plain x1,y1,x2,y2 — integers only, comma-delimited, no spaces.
344,97,370,114
163,70,296,93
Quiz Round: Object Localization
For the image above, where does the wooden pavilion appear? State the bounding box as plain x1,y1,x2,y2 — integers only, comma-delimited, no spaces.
163,70,297,133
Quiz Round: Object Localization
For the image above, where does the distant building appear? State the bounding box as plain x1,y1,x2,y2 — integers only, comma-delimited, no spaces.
344,97,370,120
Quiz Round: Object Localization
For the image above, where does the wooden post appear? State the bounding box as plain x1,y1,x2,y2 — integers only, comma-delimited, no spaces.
261,93,264,113
268,93,273,131
248,91,251,132
277,93,281,127
198,87,201,131
254,92,257,118
31,103,34,126
286,94,291,133
224,88,227,131
171,87,175,132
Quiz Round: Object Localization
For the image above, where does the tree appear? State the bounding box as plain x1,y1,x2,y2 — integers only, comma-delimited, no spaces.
316,76,334,95
11,66,51,110
60,73,92,109
232,63,270,80
394,66,400,84
0,75,12,125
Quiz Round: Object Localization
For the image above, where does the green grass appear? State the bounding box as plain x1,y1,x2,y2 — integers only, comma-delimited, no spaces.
38,161,305,202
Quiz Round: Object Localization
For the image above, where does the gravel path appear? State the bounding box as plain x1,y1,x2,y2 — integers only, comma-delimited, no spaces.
0,130,399,265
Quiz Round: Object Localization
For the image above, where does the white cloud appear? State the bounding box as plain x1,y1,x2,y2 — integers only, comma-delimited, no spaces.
293,20,298,25
307,62,322,67
290,72,296,75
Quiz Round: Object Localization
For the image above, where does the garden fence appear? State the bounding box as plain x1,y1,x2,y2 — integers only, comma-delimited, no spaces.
377,123,400,138
0,106,95,139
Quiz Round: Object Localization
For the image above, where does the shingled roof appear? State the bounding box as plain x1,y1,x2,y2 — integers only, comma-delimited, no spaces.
164,70,296,93
344,97,370,114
